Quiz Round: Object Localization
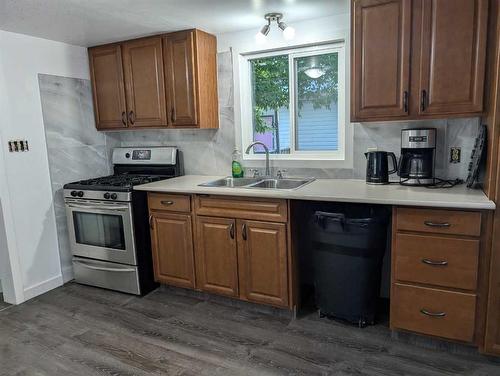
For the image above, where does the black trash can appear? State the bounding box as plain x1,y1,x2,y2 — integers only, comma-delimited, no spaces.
311,207,389,327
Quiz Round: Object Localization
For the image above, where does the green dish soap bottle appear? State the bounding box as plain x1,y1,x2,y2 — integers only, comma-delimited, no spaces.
231,148,244,178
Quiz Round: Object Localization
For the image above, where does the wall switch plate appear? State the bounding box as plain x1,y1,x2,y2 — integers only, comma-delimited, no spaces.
8,140,29,152
450,147,461,163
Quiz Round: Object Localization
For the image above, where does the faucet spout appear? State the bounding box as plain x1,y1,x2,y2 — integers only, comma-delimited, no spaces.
245,141,270,176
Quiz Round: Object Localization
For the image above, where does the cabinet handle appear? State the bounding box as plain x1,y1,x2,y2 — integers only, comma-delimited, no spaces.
149,215,154,229
420,309,446,318
242,224,247,240
420,90,427,112
403,91,409,113
171,108,176,123
422,259,448,267
229,222,235,239
161,200,174,206
128,110,135,125
121,111,127,126
424,221,450,228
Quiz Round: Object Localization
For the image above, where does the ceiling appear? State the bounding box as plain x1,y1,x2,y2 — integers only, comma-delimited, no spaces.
0,0,349,47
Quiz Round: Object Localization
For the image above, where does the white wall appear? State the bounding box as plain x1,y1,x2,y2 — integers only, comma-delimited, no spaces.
0,30,89,303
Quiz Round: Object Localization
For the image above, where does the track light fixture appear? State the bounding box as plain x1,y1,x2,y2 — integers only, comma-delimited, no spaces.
255,13,295,43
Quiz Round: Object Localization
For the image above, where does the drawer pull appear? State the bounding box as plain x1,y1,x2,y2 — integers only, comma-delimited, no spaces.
422,259,448,266
420,309,446,318
424,221,451,228
161,200,174,206
229,222,235,239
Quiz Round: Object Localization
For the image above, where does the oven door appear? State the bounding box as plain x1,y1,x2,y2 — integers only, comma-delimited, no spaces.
65,199,136,265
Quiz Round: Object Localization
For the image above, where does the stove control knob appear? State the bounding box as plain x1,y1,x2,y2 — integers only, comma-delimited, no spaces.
77,191,84,198
125,153,131,159
70,191,78,197
110,193,118,200
103,192,111,200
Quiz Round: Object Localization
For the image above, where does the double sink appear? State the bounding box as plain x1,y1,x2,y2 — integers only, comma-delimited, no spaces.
199,177,315,190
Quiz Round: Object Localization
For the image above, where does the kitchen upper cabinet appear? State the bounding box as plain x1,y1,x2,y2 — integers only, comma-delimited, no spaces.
351,0,488,122
195,216,239,297
164,31,197,127
417,0,488,116
122,36,167,127
237,220,289,307
351,0,412,121
89,29,218,130
164,29,219,128
150,213,195,289
88,45,128,130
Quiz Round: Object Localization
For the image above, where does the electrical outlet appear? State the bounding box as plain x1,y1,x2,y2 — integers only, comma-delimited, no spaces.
450,147,461,163
8,140,29,152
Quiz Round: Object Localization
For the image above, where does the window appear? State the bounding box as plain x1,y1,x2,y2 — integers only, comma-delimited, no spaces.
240,43,346,161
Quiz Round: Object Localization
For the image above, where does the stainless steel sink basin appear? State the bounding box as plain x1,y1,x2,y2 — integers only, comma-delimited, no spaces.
198,177,262,188
247,178,314,190
199,177,315,190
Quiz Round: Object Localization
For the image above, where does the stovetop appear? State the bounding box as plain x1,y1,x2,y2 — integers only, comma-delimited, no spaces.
63,174,169,192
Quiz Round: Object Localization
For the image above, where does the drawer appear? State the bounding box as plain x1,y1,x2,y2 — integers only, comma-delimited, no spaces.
391,283,476,342
396,208,481,237
148,193,191,213
394,233,479,290
195,195,287,222
73,257,140,295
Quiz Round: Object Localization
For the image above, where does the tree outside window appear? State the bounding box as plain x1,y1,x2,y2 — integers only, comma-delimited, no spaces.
250,51,339,154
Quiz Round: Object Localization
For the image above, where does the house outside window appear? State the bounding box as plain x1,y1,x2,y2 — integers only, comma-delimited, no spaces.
239,42,346,161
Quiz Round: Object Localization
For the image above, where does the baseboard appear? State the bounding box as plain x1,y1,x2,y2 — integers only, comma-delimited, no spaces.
61,265,74,283
23,274,64,301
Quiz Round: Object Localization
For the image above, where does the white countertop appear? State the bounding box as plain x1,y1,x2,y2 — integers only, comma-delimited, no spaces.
135,175,496,210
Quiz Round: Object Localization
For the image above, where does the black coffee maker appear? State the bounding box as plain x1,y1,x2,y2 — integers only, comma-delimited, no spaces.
399,128,436,186
365,151,398,184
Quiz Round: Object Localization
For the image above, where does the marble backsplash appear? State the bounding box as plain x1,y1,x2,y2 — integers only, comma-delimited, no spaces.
39,74,118,281
111,51,480,181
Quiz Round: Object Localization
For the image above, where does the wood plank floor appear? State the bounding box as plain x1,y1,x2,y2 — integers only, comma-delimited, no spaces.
0,283,499,376
0,294,10,311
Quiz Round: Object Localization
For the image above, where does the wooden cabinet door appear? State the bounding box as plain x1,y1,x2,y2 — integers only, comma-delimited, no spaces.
237,220,288,307
164,31,198,127
195,216,239,297
89,45,127,130
122,37,167,127
352,0,411,121
150,213,195,289
417,0,488,116
485,239,500,355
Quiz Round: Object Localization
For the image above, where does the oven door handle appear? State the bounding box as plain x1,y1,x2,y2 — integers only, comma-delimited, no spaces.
74,260,136,273
67,203,129,211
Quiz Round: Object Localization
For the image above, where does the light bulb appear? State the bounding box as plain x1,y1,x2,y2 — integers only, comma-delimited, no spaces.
255,23,270,44
255,31,267,44
283,26,295,40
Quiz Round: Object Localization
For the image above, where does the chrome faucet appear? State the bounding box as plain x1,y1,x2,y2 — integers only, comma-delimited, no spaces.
245,141,270,176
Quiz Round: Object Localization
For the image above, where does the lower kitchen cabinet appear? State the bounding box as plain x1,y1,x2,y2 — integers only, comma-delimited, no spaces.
195,216,239,297
391,207,483,344
150,212,195,289
238,220,288,307
148,194,291,310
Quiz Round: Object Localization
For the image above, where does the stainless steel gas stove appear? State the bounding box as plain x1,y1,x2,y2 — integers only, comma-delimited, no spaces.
63,146,182,295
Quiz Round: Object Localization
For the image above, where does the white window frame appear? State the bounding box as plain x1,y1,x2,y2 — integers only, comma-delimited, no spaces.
239,42,346,162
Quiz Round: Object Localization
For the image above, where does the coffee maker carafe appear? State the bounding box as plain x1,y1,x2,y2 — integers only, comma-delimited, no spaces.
399,128,436,186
